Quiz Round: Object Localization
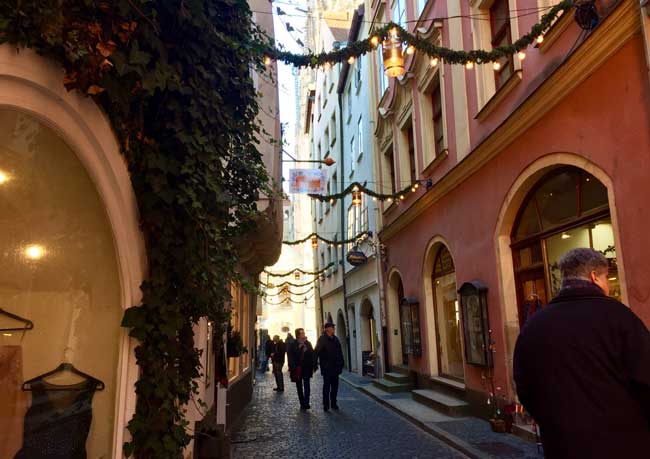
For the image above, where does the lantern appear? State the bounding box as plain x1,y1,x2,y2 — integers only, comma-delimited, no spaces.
294,270,301,280
382,34,406,78
352,189,362,206
311,235,318,248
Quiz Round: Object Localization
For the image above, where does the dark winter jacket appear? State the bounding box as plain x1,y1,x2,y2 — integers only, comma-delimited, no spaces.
271,340,286,365
514,281,650,459
314,334,345,376
264,338,274,359
288,339,316,378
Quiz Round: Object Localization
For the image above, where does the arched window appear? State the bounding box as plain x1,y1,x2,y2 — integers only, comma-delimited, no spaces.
512,166,619,326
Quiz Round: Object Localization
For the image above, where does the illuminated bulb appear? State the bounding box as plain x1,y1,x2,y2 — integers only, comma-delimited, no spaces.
370,36,379,47
430,57,439,68
414,183,419,189
0,170,8,184
465,61,474,69
536,35,544,44
352,185,359,192
387,197,393,204
391,27,398,37
399,195,405,200
24,244,46,260
561,233,571,240
609,276,617,281
406,45,415,55
330,198,335,204
372,196,377,201
411,187,416,192
2,333,12,337
323,62,331,71
493,61,501,71
347,56,356,64
518,51,526,60
264,56,272,66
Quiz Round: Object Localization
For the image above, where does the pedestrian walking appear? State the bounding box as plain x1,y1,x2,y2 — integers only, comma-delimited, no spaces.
285,332,296,351
514,248,650,459
288,328,316,410
271,335,286,392
314,322,344,411
263,334,274,372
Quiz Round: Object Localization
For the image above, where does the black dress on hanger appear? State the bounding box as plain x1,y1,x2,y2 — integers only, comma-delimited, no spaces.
15,379,97,459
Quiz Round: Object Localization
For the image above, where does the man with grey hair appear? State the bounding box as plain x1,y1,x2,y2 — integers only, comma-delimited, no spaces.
514,248,650,458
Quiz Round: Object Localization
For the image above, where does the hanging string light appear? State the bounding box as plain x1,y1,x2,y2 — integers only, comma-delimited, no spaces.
308,180,424,204
263,263,335,278
284,231,371,247
382,32,406,77
352,188,363,206
311,235,318,248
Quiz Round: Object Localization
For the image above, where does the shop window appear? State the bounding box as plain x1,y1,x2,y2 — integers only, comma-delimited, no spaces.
511,167,618,327
385,147,397,195
0,110,122,458
490,0,514,89
431,76,445,157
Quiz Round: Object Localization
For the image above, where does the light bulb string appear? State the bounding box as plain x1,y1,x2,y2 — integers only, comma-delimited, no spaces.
308,180,423,203
261,285,316,297
263,262,335,277
283,230,371,246
265,0,571,67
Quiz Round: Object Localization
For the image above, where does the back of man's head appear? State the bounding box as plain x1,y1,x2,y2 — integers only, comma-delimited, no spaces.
558,248,608,282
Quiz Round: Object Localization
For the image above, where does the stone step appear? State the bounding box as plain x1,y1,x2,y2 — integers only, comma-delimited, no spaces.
391,364,409,375
372,378,411,393
411,389,471,418
384,372,410,384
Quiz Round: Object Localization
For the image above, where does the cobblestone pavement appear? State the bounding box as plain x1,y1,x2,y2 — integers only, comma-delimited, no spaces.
231,367,468,459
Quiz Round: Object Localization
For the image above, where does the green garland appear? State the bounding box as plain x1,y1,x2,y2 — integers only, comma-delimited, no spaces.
263,263,335,277
261,278,317,289
267,0,573,67
0,1,271,458
284,230,371,246
309,181,423,203
263,293,315,306
262,285,315,297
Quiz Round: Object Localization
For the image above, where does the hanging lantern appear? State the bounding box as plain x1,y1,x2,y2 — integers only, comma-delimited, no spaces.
311,235,318,248
294,270,301,280
382,34,406,78
352,189,362,206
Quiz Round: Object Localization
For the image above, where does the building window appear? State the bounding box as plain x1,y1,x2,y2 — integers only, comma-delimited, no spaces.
377,47,388,95
350,136,356,176
321,251,325,270
346,86,352,123
326,180,331,213
406,124,416,183
392,0,407,29
431,75,444,157
417,0,428,16
354,56,362,89
347,205,355,251
333,236,339,272
324,128,330,153
385,147,397,194
357,117,364,161
332,172,338,206
330,113,336,145
490,0,514,89
511,167,619,327
327,245,332,276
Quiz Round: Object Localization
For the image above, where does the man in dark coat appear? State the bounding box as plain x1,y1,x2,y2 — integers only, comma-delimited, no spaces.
514,248,650,459
271,335,286,391
315,322,345,411
263,335,273,372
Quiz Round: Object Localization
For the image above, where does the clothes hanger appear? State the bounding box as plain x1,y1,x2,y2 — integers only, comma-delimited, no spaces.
22,362,105,391
0,307,34,332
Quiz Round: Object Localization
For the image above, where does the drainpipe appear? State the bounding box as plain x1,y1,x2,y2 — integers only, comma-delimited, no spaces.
338,89,352,373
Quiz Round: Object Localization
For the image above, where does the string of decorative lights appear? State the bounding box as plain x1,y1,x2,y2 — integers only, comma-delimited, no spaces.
309,181,424,205
264,0,573,70
261,285,316,297
263,263,335,277
260,278,317,289
263,293,315,306
283,230,371,247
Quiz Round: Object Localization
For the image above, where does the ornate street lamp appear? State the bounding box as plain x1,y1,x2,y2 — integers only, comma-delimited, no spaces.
311,235,318,248
382,30,406,78
352,189,362,206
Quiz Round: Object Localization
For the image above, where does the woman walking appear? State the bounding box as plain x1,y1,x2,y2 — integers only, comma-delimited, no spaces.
288,328,316,410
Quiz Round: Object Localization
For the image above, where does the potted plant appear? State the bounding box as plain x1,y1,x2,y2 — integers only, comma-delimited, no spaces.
226,326,248,358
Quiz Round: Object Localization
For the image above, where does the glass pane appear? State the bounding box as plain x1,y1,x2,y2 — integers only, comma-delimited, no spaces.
535,170,579,229
545,225,591,296
515,241,543,269
435,272,463,379
434,246,455,276
580,172,608,214
591,221,620,300
514,199,541,239
0,110,120,458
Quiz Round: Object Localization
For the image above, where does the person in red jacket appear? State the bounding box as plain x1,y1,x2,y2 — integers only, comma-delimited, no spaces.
514,248,650,459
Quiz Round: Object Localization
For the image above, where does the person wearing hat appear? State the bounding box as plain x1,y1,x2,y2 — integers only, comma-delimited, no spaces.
314,321,345,411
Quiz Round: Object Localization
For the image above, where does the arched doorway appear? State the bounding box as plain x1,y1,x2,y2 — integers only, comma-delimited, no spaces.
360,299,377,376
336,310,348,370
432,246,464,381
386,271,406,367
0,109,122,457
511,166,619,325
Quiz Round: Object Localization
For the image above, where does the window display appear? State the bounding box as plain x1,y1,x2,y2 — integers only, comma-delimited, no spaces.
0,109,122,458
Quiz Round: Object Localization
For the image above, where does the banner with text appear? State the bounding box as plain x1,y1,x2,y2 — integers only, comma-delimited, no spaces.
289,169,327,194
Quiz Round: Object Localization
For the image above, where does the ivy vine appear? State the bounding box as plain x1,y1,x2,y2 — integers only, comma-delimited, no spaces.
0,1,272,458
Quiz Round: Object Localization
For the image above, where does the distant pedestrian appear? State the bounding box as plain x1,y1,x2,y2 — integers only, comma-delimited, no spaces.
271,335,286,392
315,322,344,411
514,248,650,459
288,328,316,410
285,332,295,350
263,335,274,372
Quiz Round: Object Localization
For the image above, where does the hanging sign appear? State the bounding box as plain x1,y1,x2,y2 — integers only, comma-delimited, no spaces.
289,169,327,194
346,250,368,266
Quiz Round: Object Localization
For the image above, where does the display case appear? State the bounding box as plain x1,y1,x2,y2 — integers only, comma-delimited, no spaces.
458,281,492,367
399,297,422,357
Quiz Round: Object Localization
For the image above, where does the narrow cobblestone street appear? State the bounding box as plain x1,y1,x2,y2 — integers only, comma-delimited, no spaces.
231,368,469,459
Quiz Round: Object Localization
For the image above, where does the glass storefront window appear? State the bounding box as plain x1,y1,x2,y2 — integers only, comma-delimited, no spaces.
0,110,121,458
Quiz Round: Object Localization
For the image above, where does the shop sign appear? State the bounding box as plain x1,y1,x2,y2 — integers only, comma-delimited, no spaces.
289,169,327,194
346,250,367,266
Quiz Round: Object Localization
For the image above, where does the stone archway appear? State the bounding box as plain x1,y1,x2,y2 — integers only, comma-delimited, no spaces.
336,309,349,370
386,269,406,368
494,153,625,395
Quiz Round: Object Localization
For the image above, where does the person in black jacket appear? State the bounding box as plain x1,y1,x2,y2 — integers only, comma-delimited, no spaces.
288,328,316,410
514,248,650,459
314,322,345,411
271,335,286,391
263,335,273,372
